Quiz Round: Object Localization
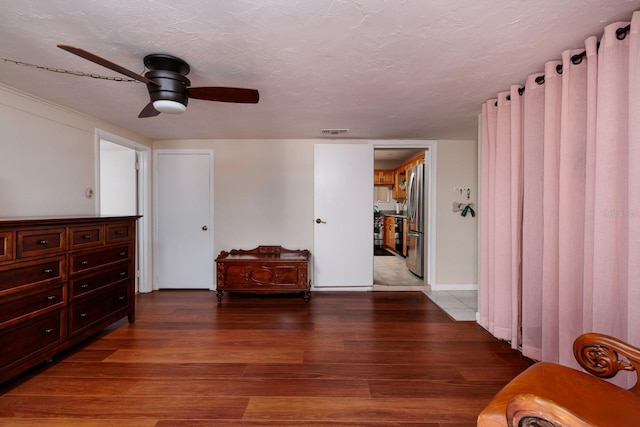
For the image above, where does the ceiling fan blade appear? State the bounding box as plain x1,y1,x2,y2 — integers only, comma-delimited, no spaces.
57,44,159,86
138,102,161,118
188,87,259,103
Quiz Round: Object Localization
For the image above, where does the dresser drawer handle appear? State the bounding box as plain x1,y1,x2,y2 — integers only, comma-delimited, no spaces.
38,240,49,245
82,235,93,240
46,295,56,301
119,252,126,256
44,328,54,334
80,312,88,317
119,271,127,276
80,260,89,266
115,230,125,235
118,296,126,300
43,268,54,274
81,283,89,289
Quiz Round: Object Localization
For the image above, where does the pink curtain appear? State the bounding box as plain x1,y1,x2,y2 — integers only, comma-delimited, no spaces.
480,12,640,370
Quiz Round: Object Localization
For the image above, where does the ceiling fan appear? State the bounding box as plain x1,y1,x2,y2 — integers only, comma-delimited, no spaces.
57,44,259,118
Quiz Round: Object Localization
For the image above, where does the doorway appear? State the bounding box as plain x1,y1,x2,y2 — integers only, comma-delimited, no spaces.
96,129,151,293
372,141,436,289
99,140,137,215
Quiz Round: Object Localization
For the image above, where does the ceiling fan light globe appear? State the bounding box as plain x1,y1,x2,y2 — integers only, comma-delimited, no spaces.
152,100,186,114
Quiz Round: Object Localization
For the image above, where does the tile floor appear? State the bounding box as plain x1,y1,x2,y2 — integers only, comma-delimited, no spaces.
373,250,478,321
424,289,478,321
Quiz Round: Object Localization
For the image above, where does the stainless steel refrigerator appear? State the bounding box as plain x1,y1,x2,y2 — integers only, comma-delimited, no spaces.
406,163,425,277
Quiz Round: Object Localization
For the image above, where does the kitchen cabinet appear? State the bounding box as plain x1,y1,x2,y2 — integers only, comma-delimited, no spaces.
391,152,425,201
374,169,394,185
383,216,396,250
392,168,407,200
408,153,425,168
0,216,139,384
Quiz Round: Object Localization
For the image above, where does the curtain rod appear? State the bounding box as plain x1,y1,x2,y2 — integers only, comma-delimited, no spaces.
499,23,631,103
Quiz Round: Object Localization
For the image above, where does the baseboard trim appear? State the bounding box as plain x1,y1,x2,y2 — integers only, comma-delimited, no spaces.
311,286,373,292
429,283,478,291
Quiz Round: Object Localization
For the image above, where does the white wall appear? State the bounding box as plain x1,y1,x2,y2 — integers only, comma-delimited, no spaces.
0,84,151,217
157,138,479,288
153,139,316,257
435,139,478,288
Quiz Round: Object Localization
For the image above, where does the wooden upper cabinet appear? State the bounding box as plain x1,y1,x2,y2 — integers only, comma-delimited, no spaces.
375,153,424,198
374,169,394,185
393,168,407,200
391,152,425,200
411,153,425,166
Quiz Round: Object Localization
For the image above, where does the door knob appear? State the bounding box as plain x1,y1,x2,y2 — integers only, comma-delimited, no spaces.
315,218,326,224
202,225,208,231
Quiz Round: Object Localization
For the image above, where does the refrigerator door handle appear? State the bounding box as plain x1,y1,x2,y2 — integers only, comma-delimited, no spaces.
407,171,416,224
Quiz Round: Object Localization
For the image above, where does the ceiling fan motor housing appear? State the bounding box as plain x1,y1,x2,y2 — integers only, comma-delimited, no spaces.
145,69,190,107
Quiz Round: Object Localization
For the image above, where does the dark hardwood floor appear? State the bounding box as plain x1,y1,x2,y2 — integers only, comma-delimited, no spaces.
0,291,533,426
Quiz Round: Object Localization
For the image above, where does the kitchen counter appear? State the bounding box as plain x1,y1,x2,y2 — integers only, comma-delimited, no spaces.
380,211,407,218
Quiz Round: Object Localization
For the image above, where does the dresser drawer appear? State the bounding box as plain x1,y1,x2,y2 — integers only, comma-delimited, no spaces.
70,265,130,298
69,282,129,336
0,310,64,370
17,228,66,259
69,245,130,275
0,231,13,262
0,283,65,325
69,225,104,250
106,222,134,243
0,257,65,293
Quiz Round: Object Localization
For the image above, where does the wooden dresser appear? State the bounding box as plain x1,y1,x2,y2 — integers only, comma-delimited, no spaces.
215,246,310,302
0,215,139,384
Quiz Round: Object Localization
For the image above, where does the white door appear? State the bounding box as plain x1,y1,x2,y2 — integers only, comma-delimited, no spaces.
314,144,373,288
155,150,214,289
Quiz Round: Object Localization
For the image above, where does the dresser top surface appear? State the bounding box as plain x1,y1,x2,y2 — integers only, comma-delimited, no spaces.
0,215,141,227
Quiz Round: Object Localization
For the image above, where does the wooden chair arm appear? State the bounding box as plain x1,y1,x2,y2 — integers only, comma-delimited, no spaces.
506,394,590,427
573,332,640,392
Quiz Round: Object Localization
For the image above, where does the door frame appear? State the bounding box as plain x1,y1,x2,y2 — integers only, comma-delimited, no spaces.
370,140,437,287
94,129,152,293
153,148,215,291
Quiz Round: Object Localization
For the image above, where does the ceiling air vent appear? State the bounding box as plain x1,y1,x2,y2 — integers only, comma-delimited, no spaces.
320,129,349,135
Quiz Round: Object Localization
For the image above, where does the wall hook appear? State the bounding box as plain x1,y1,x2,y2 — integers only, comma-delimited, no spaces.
453,202,475,217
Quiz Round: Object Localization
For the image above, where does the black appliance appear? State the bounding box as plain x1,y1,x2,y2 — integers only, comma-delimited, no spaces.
374,214,383,249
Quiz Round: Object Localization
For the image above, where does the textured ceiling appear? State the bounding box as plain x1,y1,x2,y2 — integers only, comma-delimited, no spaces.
1,0,639,141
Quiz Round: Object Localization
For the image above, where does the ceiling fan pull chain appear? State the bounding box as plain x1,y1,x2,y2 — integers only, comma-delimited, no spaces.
0,56,138,82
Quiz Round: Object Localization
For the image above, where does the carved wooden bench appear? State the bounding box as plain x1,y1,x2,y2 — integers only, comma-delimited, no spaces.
215,245,311,302
478,333,640,426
